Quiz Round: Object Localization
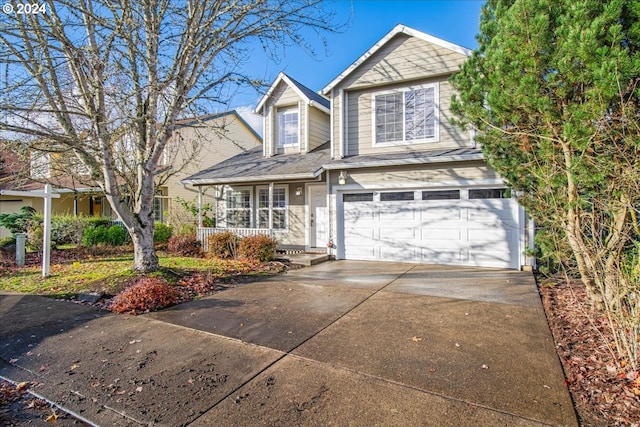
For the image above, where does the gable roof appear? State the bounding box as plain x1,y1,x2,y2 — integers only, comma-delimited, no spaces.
255,72,330,115
321,24,473,95
172,110,262,143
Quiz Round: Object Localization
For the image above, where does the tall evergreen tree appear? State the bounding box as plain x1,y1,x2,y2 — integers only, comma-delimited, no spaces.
451,0,640,368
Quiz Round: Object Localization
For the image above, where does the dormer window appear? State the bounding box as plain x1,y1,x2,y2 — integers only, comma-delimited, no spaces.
277,106,299,147
373,83,439,146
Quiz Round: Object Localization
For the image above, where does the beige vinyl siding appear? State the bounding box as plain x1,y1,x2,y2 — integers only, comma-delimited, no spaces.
339,34,467,91
330,161,501,188
299,101,306,153
345,77,467,156
272,82,301,106
165,114,261,222
331,90,343,158
308,107,330,152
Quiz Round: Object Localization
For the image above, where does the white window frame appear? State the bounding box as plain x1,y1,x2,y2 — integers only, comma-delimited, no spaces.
372,83,439,146
225,187,252,228
277,106,300,148
257,185,288,230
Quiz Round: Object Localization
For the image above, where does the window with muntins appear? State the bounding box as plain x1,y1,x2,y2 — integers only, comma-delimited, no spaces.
257,187,287,229
277,107,299,147
226,188,251,228
374,84,438,145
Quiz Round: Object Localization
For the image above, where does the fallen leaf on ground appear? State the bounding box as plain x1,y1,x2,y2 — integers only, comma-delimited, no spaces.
410,336,423,342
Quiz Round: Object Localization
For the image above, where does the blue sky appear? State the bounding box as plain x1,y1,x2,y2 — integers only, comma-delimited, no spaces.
232,0,484,120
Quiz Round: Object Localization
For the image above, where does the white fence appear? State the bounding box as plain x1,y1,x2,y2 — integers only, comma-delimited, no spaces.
197,227,274,252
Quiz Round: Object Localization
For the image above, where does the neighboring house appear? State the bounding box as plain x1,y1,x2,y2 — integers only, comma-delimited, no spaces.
183,25,533,269
159,110,262,225
0,110,262,237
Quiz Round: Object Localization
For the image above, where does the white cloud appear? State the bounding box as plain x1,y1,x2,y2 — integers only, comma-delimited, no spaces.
235,105,263,137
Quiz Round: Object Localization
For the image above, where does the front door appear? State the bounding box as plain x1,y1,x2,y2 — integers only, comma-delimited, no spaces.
309,185,327,249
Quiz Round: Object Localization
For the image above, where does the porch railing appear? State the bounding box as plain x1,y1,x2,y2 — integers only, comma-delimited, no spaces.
197,227,274,252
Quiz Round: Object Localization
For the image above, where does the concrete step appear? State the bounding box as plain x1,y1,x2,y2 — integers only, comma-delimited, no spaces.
284,253,330,267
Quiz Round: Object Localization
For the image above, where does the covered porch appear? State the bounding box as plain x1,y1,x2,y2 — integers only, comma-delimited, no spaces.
180,144,332,255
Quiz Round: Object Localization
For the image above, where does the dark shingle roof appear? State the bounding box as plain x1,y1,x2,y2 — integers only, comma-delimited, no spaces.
284,74,330,110
182,143,331,185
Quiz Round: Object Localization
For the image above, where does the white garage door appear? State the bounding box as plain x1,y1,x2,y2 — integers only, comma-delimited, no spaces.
342,188,520,269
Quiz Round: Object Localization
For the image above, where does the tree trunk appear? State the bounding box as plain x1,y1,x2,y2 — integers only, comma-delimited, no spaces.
130,221,159,272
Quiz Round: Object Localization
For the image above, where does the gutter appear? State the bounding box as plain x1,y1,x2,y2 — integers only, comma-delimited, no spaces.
181,168,324,186
321,153,485,170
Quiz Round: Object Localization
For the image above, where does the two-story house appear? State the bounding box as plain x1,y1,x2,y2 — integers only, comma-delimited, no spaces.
182,25,530,269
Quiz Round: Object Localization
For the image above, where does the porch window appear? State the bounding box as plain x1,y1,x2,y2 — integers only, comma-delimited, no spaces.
225,188,251,228
277,107,299,147
374,83,438,145
257,186,287,229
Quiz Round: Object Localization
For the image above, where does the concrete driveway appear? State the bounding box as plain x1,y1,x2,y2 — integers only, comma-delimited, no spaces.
0,261,578,426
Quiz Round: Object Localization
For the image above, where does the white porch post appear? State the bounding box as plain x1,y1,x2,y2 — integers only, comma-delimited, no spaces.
0,184,60,277
268,182,274,231
197,187,203,228
42,184,53,277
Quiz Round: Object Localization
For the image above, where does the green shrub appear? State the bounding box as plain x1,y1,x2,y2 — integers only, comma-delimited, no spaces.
179,223,196,236
0,206,36,235
51,215,88,245
167,234,202,257
0,237,16,248
105,224,127,246
82,225,107,247
238,234,277,262
207,231,239,259
26,221,44,252
83,224,127,247
154,222,173,244
109,277,183,314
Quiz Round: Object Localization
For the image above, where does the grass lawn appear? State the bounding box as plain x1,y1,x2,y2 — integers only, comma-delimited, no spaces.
0,247,289,299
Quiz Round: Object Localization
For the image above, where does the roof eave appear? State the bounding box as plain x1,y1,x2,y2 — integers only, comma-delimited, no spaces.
322,153,485,170
181,168,324,186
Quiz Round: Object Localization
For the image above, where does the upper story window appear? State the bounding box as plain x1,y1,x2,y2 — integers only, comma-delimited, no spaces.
30,152,50,178
373,83,439,146
277,106,299,147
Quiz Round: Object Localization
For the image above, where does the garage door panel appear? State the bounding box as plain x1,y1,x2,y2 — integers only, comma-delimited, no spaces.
379,208,419,222
344,210,376,222
380,246,418,261
420,208,463,221
419,248,464,263
421,229,461,240
379,227,416,240
345,245,377,260
469,251,512,268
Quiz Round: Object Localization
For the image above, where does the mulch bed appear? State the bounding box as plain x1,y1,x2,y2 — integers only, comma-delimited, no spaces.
539,279,640,426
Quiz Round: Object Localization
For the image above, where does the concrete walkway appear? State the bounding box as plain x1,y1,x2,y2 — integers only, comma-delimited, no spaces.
0,261,578,426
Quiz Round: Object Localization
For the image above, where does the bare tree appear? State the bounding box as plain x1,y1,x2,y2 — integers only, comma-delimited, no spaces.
0,0,337,271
